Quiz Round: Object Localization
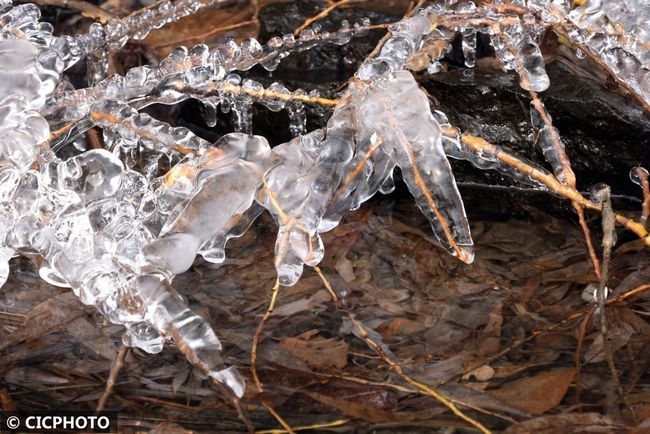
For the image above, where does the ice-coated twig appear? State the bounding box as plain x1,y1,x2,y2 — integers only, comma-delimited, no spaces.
490,1,650,112
43,37,342,125
457,132,650,246
631,167,650,226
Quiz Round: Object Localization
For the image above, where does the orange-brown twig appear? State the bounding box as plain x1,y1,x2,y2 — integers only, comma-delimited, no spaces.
294,0,359,36
262,401,296,434
346,313,492,434
459,133,650,246
251,277,281,393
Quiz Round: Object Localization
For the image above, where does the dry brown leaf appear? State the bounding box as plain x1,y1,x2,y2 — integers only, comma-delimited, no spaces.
304,391,410,423
504,413,618,433
279,330,349,369
378,317,428,336
1,292,84,350
270,289,331,317
335,256,356,282
149,422,195,434
490,367,576,415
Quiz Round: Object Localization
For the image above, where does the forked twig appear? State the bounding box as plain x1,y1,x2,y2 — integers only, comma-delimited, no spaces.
463,283,650,376
312,267,491,433
345,314,492,434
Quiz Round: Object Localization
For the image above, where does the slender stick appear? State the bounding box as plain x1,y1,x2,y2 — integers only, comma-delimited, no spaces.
294,0,359,36
463,283,650,376
96,345,127,412
632,167,650,226
346,314,492,434
592,186,624,410
313,267,492,433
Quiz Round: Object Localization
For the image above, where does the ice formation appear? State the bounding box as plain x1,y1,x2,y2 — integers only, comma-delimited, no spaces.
0,0,647,402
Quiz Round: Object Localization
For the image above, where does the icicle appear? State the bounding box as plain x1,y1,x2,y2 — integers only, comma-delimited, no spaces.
495,26,550,92
287,91,307,137
461,27,477,68
259,129,325,286
355,71,474,263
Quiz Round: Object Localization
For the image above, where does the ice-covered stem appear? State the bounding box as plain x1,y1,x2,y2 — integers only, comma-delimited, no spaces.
527,90,604,277
44,36,342,124
458,132,650,246
528,93,576,187
134,274,246,398
143,133,270,275
0,32,63,170
102,0,228,50
61,13,375,85
89,100,212,155
631,167,649,226
53,0,231,79
141,73,335,134
0,2,55,44
0,154,246,399
266,9,477,285
361,73,473,263
438,119,549,190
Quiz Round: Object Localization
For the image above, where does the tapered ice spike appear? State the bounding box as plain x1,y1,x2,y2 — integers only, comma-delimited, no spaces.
354,71,474,264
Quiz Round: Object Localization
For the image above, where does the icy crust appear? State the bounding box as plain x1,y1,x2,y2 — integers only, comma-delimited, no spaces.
0,38,61,168
0,149,246,397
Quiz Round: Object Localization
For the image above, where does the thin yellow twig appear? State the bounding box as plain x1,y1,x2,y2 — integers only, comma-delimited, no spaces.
256,418,350,434
312,266,338,302
346,314,492,434
261,401,296,434
251,278,281,393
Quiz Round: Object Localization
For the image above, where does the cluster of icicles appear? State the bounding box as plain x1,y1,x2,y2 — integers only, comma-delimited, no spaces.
0,0,646,398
